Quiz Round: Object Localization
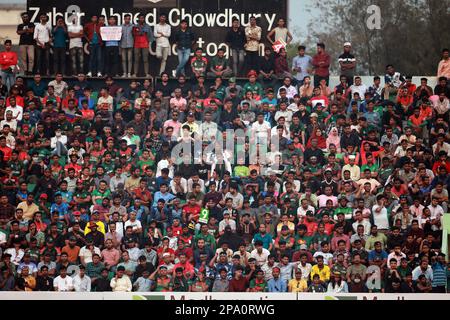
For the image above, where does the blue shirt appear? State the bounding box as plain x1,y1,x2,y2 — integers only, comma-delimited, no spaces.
50,202,69,220
292,55,312,82
368,249,388,262
253,233,273,250
267,278,287,292
152,191,175,207
52,26,67,48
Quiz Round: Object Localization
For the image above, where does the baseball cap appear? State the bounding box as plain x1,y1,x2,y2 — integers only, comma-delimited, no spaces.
344,42,352,47
229,77,236,83
300,244,308,250
40,194,48,199
247,70,257,78
310,113,318,118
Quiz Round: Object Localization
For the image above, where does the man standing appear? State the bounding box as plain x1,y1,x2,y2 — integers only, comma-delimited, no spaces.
338,42,356,86
120,14,134,78
0,40,18,92
33,14,51,76
16,12,35,76
52,17,68,76
437,48,450,80
104,16,120,77
68,16,84,76
154,13,171,76
226,18,246,77
84,15,103,77
244,16,262,74
312,42,331,87
292,45,312,86
173,19,196,78
132,14,152,78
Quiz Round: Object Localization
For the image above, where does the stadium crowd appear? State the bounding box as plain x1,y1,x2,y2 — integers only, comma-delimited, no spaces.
0,11,449,294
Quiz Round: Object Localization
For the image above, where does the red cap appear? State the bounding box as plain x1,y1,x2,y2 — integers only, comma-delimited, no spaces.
39,194,48,199
247,70,257,77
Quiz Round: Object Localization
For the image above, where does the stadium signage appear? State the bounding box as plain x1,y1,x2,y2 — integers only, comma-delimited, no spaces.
27,0,288,59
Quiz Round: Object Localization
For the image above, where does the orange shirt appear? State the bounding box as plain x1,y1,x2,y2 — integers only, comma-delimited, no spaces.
409,114,426,126
61,245,81,263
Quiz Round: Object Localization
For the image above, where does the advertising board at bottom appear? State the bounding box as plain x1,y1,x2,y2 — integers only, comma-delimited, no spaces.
0,292,449,300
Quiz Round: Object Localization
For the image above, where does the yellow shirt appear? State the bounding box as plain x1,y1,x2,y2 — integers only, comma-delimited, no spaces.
17,201,40,220
310,264,331,282
84,221,106,235
288,278,308,292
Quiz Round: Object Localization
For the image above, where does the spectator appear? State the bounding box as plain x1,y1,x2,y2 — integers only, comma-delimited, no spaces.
0,40,18,91
338,42,356,86
104,17,120,77
33,14,51,76
226,18,246,77
154,13,171,76
16,12,35,76
68,16,85,76
244,16,261,74
120,14,134,78
312,43,331,87
84,15,103,78
132,14,153,78
52,17,68,76
173,19,196,78
292,45,312,86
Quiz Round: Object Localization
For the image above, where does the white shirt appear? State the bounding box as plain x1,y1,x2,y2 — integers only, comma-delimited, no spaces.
350,84,368,97
297,205,315,220
154,23,171,47
0,119,17,131
427,204,444,231
68,24,84,49
277,85,298,100
352,219,371,236
4,248,24,265
54,275,74,291
33,23,51,44
73,274,91,292
110,275,132,292
51,135,68,148
79,246,101,265
372,205,390,230
250,248,271,266
313,251,333,265
0,231,6,245
48,80,68,98
170,178,188,195
124,219,142,232
251,121,271,140
387,252,406,265
5,105,23,121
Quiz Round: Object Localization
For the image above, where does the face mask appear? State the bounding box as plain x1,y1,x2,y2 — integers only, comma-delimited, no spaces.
33,157,39,162
56,132,61,137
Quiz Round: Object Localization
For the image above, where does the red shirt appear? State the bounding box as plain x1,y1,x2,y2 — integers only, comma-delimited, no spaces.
303,220,318,237
132,25,150,48
84,22,103,45
0,145,12,161
0,51,18,70
312,52,331,77
183,205,201,222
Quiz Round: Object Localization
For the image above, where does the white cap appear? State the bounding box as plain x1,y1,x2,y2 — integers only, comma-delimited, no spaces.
344,42,352,47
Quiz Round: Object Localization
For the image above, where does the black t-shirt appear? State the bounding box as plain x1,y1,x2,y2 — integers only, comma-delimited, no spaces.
17,23,35,45
338,52,356,75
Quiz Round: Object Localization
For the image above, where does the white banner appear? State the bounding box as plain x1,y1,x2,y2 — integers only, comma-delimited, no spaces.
100,26,122,41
